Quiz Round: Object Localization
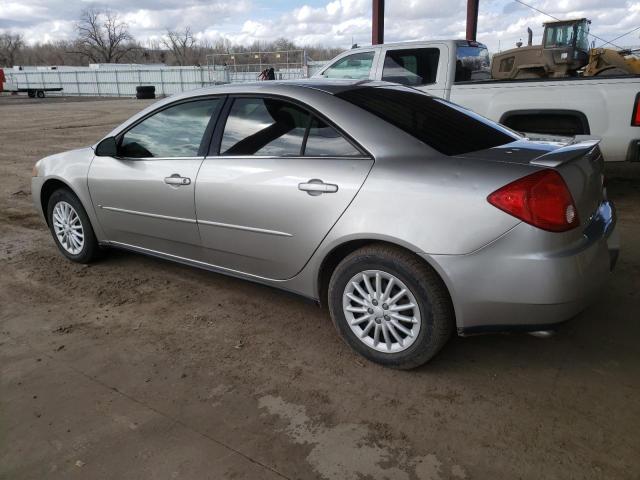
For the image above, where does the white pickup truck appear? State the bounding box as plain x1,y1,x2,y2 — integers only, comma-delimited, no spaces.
313,40,640,162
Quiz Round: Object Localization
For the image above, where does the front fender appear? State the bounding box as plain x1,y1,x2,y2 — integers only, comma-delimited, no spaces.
32,147,106,242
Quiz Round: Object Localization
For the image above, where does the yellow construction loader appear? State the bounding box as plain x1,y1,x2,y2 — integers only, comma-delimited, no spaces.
492,18,640,79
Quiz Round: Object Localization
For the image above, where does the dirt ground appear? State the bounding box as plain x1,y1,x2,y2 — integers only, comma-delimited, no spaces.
1,95,639,480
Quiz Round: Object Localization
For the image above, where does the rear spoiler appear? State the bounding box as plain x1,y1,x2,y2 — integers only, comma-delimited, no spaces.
530,136,601,168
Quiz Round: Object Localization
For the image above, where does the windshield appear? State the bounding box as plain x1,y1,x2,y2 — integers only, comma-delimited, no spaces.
336,86,520,156
455,43,491,81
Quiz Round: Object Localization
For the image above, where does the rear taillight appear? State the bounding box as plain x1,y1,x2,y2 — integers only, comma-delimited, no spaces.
632,93,640,126
487,169,579,232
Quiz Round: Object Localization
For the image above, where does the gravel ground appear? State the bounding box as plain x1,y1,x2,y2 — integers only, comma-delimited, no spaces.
1,96,639,480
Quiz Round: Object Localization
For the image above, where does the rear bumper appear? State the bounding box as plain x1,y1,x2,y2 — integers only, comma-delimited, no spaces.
425,200,618,334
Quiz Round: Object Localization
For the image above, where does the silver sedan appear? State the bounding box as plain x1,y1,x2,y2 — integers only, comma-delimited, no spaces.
31,80,618,368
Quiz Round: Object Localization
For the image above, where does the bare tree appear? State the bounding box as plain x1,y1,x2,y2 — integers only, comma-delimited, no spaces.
162,27,197,66
0,32,24,67
74,8,136,63
3,32,345,68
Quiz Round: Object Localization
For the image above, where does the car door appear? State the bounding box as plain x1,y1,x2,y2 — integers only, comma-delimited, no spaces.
194,96,374,280
88,97,222,258
380,44,449,98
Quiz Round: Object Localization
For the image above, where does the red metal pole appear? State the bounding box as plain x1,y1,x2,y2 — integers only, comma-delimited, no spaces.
466,0,479,41
372,0,385,45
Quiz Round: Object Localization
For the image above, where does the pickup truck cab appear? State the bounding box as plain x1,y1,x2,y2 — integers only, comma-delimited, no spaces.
313,40,640,162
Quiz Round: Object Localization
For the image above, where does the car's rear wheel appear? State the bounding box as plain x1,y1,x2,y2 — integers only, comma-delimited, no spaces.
47,189,101,263
328,244,454,369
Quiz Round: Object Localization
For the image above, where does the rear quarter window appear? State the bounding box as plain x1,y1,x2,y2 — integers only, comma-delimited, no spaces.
336,86,519,156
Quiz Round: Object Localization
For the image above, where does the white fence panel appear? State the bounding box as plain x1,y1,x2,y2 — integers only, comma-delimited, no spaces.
5,67,227,97
4,63,328,98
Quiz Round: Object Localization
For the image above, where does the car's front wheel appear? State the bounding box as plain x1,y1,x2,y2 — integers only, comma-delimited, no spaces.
47,188,102,263
328,244,454,369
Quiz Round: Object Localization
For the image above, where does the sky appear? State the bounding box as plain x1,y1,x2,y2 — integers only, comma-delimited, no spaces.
0,0,638,55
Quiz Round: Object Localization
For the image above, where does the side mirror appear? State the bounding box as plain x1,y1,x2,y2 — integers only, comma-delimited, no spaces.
95,136,118,157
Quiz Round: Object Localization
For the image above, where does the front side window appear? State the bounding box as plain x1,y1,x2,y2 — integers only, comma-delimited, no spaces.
336,86,519,156
575,22,590,52
321,51,375,80
120,99,220,158
382,48,440,86
220,98,309,156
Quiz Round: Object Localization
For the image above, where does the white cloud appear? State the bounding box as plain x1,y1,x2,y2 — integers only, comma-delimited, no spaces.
1,0,639,55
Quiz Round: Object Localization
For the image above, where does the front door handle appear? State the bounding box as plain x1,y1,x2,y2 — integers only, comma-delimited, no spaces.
164,174,191,186
298,179,338,196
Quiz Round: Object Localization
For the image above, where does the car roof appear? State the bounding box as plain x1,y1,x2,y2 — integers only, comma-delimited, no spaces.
345,39,487,50
187,79,392,97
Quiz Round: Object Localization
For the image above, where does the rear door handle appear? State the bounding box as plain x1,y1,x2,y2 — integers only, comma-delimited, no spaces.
164,174,191,186
298,179,338,196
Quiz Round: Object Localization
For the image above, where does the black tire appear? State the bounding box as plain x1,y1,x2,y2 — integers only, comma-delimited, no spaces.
328,244,455,369
46,188,102,264
136,86,156,100
36,90,45,98
136,85,155,93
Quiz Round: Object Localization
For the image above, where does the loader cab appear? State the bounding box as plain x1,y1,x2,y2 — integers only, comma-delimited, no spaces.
542,18,590,71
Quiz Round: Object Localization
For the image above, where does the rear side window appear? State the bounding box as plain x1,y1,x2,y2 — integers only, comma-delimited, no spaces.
336,86,519,156
221,98,309,156
219,97,362,157
304,118,360,157
321,51,375,80
382,48,439,86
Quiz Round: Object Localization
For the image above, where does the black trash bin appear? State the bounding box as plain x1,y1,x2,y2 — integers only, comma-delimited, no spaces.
136,85,155,99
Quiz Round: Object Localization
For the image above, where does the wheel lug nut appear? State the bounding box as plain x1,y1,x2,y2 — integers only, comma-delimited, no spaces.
382,303,388,310
372,300,378,306
367,308,374,314
375,317,381,324
384,315,390,321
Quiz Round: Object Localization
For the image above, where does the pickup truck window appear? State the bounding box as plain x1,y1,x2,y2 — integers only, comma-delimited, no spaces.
321,52,375,80
455,44,491,81
381,48,439,86
336,86,519,156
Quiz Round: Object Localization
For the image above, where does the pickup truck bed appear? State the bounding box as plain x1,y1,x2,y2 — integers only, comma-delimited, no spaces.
450,75,640,163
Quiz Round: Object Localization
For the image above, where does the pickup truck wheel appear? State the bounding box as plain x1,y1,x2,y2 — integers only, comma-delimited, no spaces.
36,90,45,98
328,244,455,369
47,189,102,264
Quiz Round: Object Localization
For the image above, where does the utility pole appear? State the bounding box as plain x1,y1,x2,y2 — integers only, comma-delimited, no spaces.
372,0,384,45
466,0,479,41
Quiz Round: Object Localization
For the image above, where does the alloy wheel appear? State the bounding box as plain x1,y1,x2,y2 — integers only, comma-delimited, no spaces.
52,201,84,255
342,270,422,353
